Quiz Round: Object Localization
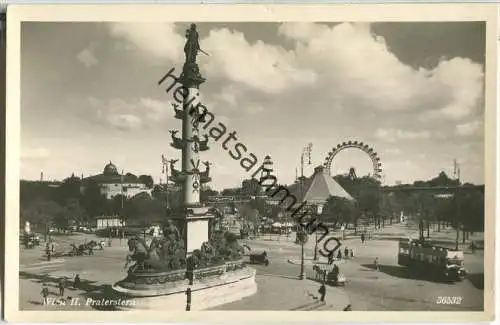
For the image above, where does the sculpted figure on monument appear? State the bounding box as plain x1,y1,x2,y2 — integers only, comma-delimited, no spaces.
169,159,179,176
184,23,200,64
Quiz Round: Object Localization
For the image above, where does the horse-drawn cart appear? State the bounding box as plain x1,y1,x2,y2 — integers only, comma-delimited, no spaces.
313,264,346,287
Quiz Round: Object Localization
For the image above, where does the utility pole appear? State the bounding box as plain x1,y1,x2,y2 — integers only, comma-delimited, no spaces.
299,143,312,278
454,159,461,251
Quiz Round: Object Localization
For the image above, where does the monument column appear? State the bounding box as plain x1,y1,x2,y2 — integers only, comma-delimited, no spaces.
181,83,203,206
168,23,212,253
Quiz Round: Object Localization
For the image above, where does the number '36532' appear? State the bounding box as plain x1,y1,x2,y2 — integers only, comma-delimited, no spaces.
436,296,462,304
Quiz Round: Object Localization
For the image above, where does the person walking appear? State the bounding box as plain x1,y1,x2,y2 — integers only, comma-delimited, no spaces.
332,264,339,286
337,250,342,260
350,249,354,258
58,277,66,296
46,244,51,262
328,252,334,265
361,233,365,244
318,283,326,302
41,283,49,305
344,247,349,259
374,257,380,271
73,274,81,289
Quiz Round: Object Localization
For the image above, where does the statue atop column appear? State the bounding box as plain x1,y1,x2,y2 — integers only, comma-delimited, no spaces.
184,24,201,64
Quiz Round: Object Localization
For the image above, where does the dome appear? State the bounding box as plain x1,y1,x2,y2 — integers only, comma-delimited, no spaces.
103,161,119,175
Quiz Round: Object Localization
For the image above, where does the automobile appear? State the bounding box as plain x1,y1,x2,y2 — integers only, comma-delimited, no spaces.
23,233,40,248
78,226,92,233
248,251,269,266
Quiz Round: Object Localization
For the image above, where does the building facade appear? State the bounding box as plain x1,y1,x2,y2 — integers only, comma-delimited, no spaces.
80,161,152,199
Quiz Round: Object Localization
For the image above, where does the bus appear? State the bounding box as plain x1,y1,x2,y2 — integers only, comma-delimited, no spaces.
398,239,466,281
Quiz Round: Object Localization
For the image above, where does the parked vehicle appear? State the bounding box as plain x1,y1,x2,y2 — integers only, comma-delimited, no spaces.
23,233,40,248
248,251,269,266
398,239,466,281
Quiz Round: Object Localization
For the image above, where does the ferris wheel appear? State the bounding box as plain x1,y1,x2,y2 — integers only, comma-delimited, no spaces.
323,140,382,180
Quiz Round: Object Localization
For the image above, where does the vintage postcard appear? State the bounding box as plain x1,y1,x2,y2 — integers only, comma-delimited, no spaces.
4,3,497,323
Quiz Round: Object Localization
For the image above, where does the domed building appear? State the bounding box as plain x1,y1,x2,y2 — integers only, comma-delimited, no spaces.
80,161,152,199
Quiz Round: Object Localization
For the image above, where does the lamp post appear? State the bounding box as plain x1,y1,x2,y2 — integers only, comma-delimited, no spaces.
299,227,306,280
297,144,311,280
454,159,461,251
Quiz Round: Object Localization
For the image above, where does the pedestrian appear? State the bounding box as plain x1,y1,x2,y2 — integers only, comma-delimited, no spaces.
374,257,379,271
350,249,354,258
58,277,66,296
73,274,81,289
46,245,51,262
344,247,349,259
328,252,334,265
41,283,49,305
318,283,326,302
185,287,192,311
337,250,342,260
332,264,339,286
88,246,93,255
361,233,365,244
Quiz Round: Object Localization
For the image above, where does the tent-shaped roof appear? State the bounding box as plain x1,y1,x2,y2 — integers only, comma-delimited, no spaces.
288,166,354,204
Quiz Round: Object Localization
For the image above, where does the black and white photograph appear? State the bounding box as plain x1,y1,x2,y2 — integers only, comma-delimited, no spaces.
4,3,497,323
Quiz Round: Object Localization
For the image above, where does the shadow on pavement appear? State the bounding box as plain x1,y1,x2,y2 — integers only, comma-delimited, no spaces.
19,271,103,292
360,264,455,284
81,285,121,310
467,273,484,290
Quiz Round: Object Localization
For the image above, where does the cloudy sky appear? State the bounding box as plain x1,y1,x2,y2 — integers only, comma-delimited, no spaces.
20,22,485,190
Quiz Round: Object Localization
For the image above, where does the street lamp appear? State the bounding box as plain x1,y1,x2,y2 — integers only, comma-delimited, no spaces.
299,227,306,280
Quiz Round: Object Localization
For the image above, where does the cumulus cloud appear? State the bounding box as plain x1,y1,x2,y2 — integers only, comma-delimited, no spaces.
107,22,484,122
108,23,184,62
278,22,484,119
455,119,483,137
88,97,169,131
375,128,432,142
76,48,98,68
202,28,317,94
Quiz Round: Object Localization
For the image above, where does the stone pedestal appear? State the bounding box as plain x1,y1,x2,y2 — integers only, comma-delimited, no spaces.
169,206,215,254
112,263,257,310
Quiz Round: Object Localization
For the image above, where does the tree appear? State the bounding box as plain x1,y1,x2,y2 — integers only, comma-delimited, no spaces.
239,203,260,230
123,193,164,227
80,180,109,218
56,174,82,205
21,199,64,241
248,198,267,217
241,179,261,196
321,196,356,230
138,175,154,189
201,186,218,203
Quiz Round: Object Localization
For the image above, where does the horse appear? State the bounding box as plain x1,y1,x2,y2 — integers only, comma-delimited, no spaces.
313,265,327,281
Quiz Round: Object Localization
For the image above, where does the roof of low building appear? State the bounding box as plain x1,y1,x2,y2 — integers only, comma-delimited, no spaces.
82,161,144,184
287,166,354,203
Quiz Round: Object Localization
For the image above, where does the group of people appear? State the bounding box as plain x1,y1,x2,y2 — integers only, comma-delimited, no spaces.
328,246,354,264
40,274,82,305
